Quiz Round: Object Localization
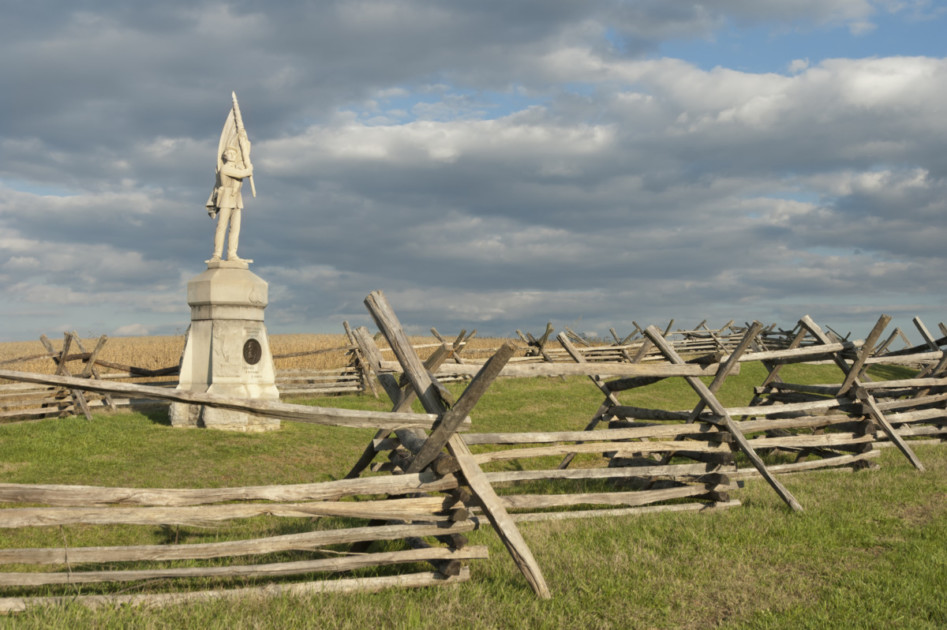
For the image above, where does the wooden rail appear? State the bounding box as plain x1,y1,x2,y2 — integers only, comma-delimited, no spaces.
0,466,484,611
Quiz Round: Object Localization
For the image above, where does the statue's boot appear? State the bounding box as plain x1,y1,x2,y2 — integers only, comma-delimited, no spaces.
227,252,253,264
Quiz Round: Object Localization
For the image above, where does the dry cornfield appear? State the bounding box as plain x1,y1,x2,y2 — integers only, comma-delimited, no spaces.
0,332,522,377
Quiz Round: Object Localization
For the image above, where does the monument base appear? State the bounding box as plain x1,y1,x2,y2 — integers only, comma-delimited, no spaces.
170,265,280,432
169,405,280,433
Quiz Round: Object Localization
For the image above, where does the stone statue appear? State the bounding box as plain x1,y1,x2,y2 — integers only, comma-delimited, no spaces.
170,92,279,432
206,93,256,264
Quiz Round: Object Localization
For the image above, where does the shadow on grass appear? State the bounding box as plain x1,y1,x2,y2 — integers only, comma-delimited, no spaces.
133,403,172,427
867,363,919,380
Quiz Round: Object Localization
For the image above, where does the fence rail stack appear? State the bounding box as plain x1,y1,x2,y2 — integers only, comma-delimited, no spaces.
0,362,493,611
738,314,945,475
721,316,889,479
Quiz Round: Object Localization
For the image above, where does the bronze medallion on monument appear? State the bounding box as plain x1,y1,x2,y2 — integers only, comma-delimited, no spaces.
243,338,262,365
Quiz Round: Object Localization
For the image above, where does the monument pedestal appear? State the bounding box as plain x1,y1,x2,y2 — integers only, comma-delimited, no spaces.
169,261,280,432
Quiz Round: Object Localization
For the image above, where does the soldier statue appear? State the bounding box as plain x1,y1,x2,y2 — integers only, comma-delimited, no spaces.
206,139,253,263
206,93,256,264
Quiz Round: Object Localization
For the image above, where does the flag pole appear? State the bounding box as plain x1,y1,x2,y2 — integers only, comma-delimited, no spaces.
231,92,256,197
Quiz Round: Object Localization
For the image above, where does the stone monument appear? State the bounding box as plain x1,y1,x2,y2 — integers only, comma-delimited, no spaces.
169,93,280,431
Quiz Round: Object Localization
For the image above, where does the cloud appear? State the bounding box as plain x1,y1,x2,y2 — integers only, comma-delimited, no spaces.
1,2,945,341
113,323,151,336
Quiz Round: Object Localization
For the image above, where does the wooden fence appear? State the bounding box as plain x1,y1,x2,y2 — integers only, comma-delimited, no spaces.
741,314,947,463
513,319,837,365
1,293,945,611
370,312,944,518
350,321,743,524
0,326,373,422
0,361,498,609
0,474,482,612
517,313,946,516
1,319,799,423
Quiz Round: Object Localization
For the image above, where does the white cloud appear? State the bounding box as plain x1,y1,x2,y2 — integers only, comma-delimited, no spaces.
114,323,151,336
788,58,811,73
1,1,945,341
264,115,615,174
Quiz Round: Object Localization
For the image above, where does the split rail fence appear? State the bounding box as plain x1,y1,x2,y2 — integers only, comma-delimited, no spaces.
1,319,805,424
0,293,944,610
0,326,376,423
0,291,557,609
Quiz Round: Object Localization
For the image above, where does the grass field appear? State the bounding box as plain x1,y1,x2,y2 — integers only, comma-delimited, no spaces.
0,361,945,629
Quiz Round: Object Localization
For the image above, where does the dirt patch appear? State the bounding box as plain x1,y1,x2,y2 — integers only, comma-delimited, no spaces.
0,461,28,475
900,499,947,527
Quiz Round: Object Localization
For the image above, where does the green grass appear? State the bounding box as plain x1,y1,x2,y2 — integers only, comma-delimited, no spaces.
0,412,375,488
1,364,945,628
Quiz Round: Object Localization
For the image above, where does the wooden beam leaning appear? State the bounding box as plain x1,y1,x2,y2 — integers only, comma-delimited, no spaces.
755,327,808,391
350,326,397,399
344,328,457,479
431,328,474,365
687,322,763,424
914,329,947,379
39,335,67,417
558,333,621,407
556,332,627,469
343,320,379,398
856,389,926,471
798,315,925,471
653,322,764,467
643,326,804,512
532,323,556,361
72,333,116,411
406,343,514,473
39,334,92,420
343,326,474,574
60,333,93,419
913,316,939,351
364,290,551,599
913,350,947,396
874,328,901,356
837,315,890,396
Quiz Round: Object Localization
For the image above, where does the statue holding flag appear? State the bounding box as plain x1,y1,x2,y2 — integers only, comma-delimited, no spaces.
206,92,256,264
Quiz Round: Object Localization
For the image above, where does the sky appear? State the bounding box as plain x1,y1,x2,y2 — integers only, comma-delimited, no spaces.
2,1,947,344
